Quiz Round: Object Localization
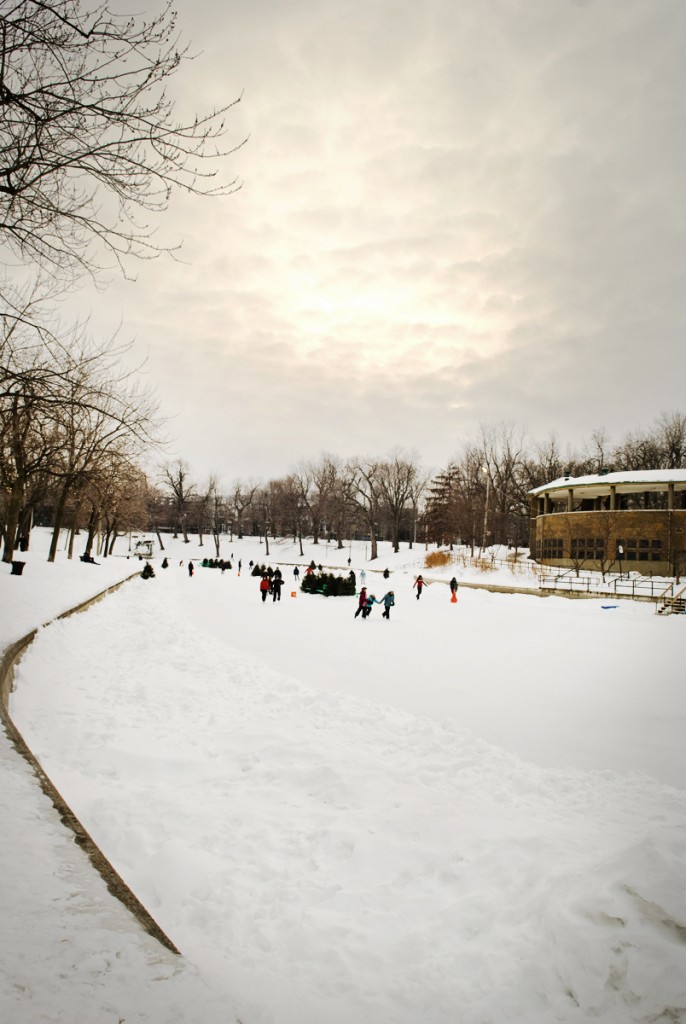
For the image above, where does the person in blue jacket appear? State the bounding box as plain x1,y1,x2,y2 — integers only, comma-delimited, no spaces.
362,593,382,618
381,591,395,619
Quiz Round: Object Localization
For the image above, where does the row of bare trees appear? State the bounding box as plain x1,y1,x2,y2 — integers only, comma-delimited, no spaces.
154,452,426,561
3,410,685,565
0,305,160,563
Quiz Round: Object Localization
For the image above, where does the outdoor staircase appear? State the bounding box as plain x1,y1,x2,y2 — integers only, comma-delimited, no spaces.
656,585,686,615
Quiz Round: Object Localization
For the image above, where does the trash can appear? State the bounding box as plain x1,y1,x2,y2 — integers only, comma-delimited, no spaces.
11,560,26,575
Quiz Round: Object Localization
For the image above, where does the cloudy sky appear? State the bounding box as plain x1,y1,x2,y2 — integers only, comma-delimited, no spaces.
71,0,686,484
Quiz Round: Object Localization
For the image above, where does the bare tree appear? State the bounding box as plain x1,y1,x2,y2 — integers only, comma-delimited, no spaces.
228,479,259,539
477,423,529,548
45,332,159,561
348,458,383,561
377,449,422,553
161,459,195,542
204,475,228,558
655,410,686,469
0,0,243,281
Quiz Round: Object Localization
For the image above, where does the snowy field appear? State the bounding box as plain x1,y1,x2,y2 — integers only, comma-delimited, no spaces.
2,530,686,1024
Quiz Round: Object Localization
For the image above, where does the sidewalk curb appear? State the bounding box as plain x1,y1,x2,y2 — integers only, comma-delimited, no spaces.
0,571,181,956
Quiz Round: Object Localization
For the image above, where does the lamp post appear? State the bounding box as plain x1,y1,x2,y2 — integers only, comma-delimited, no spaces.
617,544,624,579
482,464,490,552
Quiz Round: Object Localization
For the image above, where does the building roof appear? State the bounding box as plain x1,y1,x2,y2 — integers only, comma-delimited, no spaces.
529,469,686,499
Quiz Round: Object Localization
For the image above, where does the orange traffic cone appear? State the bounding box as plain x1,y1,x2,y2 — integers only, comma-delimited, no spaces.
291,591,297,598
451,592,458,603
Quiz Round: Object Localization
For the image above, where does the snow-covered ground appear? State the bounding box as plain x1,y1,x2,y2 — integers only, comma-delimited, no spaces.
2,530,685,1024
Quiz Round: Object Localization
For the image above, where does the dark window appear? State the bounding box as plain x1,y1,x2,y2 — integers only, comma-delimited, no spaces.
572,538,604,560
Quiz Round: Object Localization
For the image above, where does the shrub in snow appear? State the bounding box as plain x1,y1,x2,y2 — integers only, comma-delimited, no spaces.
300,572,356,597
425,551,452,568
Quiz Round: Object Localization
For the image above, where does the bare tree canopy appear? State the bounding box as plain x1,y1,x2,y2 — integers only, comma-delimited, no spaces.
0,0,243,279
1,315,161,562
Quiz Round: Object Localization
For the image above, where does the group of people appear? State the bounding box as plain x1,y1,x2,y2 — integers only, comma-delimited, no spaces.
353,574,458,620
354,587,395,620
259,567,285,602
241,560,459,615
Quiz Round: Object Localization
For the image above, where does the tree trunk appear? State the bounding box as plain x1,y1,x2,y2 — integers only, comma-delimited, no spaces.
18,507,33,549
107,525,118,555
2,479,24,563
84,508,98,558
48,481,72,562
153,522,165,551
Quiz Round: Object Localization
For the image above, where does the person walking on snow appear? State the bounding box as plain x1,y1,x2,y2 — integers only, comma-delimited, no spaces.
414,575,426,599
259,575,270,602
354,587,368,619
188,561,194,578
272,575,284,601
450,576,458,596
381,591,395,619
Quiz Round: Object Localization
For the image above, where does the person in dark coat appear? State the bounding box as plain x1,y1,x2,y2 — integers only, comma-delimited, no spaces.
354,587,368,619
188,561,194,577
272,575,284,601
450,577,458,595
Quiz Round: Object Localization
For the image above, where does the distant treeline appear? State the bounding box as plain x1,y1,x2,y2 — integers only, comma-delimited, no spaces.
2,342,684,567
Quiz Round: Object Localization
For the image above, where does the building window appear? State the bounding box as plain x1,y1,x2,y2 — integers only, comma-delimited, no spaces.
542,538,563,558
571,538,605,561
616,538,661,562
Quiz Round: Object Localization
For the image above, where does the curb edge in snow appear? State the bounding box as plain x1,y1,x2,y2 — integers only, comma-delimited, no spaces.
0,571,181,956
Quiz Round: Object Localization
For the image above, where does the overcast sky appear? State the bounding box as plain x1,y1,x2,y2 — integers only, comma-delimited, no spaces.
70,0,686,484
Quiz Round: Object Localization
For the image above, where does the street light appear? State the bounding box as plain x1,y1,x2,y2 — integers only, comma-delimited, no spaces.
617,544,624,579
482,464,490,552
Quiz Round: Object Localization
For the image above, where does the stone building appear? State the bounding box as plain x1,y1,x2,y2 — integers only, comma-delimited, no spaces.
528,470,686,576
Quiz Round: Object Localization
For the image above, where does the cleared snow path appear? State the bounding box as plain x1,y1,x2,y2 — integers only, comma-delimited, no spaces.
11,565,686,1024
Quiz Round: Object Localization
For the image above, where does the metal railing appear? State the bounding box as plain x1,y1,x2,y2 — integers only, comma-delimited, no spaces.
537,568,678,600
